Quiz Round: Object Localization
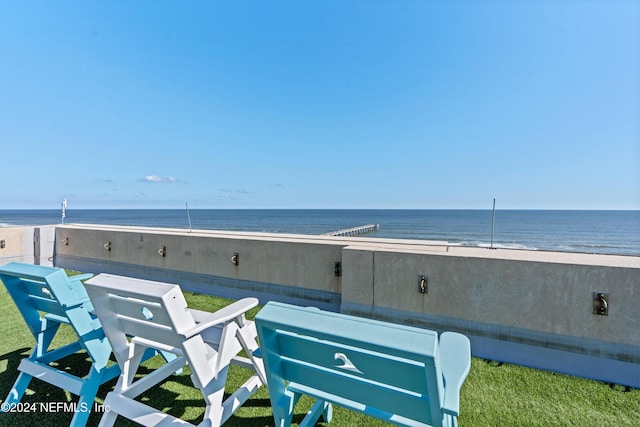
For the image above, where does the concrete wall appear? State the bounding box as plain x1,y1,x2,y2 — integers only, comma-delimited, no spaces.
342,244,639,346
53,224,356,309
13,224,640,387
0,225,55,265
341,244,640,387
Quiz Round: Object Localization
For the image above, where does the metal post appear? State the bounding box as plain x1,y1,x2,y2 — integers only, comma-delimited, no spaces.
490,198,496,249
61,198,67,225
185,202,192,232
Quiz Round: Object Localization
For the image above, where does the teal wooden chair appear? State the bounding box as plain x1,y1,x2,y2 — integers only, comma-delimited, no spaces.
255,301,471,427
0,262,121,426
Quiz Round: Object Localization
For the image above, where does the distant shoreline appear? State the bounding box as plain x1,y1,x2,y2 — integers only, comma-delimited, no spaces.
1,209,638,256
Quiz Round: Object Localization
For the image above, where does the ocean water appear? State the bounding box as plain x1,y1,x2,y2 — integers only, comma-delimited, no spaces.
1,209,639,256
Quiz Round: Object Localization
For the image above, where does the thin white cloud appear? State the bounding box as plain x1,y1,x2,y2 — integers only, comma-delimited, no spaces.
140,175,180,183
219,188,254,194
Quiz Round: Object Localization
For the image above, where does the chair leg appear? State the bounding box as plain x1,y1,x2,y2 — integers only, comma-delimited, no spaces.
69,400,93,427
322,401,333,423
96,397,119,427
37,318,61,357
117,346,147,392
235,324,267,386
198,366,229,427
1,371,32,408
157,349,183,375
271,390,300,427
69,367,104,427
298,399,329,427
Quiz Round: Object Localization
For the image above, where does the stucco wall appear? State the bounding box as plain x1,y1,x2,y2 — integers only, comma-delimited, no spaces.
0,225,55,265
5,224,639,386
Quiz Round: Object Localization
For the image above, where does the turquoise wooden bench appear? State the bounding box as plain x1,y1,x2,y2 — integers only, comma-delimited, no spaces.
255,302,471,427
0,262,120,426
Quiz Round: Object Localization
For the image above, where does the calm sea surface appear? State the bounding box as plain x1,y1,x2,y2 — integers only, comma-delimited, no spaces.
1,209,638,256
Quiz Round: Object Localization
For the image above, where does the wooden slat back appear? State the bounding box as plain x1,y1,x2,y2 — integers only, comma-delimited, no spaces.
270,329,436,424
276,330,430,394
85,274,197,351
0,264,82,331
109,294,175,330
14,278,69,317
111,296,186,349
256,302,445,426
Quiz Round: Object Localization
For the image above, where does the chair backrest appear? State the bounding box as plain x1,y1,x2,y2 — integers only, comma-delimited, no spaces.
83,274,198,361
0,262,110,367
255,302,447,426
0,263,90,326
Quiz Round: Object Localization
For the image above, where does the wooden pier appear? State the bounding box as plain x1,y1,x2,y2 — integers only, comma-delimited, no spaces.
322,224,379,237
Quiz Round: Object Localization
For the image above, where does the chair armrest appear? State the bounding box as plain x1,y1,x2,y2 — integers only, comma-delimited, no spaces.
183,297,259,338
68,273,94,282
62,274,94,308
61,297,92,309
439,332,471,416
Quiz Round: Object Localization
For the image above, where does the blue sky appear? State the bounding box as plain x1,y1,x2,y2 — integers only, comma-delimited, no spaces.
1,0,638,210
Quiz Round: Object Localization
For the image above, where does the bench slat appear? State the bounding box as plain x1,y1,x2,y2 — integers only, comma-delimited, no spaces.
26,295,68,317
114,315,186,350
274,330,430,395
0,263,60,282
289,381,432,427
284,360,433,424
4,278,69,317
17,278,61,297
257,304,439,360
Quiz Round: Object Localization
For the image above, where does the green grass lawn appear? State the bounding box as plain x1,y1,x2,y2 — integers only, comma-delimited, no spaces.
0,276,638,426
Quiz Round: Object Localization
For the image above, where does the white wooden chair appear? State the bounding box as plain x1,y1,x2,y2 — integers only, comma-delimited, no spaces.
84,273,266,427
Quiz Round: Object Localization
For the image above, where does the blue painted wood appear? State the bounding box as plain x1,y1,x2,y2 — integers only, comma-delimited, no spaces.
255,301,471,427
0,262,119,426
